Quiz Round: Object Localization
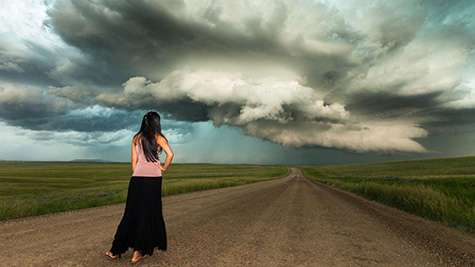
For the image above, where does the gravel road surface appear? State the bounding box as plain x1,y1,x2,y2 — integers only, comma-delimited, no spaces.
1,168,474,266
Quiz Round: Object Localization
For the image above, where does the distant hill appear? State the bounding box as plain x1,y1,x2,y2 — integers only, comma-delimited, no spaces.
69,158,112,163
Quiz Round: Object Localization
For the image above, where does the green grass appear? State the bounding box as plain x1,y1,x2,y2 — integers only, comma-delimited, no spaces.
0,162,288,221
300,156,475,233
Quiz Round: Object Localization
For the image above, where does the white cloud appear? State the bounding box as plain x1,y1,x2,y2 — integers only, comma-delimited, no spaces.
443,79,475,109
99,69,349,124
350,36,469,96
94,69,430,152
245,120,427,153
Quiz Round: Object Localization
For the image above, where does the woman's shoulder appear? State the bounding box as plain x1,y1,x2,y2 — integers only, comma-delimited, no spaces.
133,134,141,145
155,133,167,144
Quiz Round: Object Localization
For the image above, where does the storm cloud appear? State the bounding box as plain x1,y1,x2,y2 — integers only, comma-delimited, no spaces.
1,0,474,154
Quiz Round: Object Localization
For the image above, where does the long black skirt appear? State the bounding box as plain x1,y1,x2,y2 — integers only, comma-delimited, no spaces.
109,176,167,256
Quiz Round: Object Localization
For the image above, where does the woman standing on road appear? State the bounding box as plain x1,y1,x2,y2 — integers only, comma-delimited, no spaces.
105,111,174,264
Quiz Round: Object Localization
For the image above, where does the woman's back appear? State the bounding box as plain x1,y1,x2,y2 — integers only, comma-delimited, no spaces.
132,137,162,177
108,111,170,262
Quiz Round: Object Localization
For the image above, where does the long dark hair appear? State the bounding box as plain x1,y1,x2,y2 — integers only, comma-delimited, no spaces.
133,111,168,162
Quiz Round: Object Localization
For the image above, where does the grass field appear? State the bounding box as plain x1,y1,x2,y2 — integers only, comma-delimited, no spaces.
301,156,475,233
0,162,288,221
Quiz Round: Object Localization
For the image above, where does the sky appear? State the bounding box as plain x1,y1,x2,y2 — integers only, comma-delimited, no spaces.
0,0,474,164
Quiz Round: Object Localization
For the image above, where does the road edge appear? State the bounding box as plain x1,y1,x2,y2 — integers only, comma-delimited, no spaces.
300,169,475,266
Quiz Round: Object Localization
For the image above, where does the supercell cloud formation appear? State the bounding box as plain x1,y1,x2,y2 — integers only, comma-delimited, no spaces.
1,0,474,155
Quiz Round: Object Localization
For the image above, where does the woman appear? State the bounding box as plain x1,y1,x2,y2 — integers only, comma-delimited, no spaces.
105,111,174,264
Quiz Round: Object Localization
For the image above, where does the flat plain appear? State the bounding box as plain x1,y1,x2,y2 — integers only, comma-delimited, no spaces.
301,156,475,233
0,161,288,220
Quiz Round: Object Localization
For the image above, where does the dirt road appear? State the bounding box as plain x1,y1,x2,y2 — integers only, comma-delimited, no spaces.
1,168,474,266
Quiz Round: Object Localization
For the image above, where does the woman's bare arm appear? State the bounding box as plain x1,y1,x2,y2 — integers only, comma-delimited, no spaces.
131,137,138,173
157,135,174,172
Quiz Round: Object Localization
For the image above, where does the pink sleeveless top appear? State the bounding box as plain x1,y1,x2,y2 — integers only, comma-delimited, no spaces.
132,141,162,177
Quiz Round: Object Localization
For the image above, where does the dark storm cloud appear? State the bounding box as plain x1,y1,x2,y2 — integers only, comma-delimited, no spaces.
18,109,141,132
45,0,361,86
0,30,120,89
421,107,475,133
1,0,475,152
13,114,195,147
0,82,192,135
0,84,76,121
0,36,59,87
46,0,273,82
0,84,132,132
345,91,444,119
42,0,475,151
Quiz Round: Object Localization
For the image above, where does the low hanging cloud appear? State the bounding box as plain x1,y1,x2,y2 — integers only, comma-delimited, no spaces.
0,82,194,141
87,70,425,152
244,120,427,153
1,0,475,153
0,82,76,121
100,71,349,123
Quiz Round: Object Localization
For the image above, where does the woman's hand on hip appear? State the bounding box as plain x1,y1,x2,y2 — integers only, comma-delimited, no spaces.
159,165,166,172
